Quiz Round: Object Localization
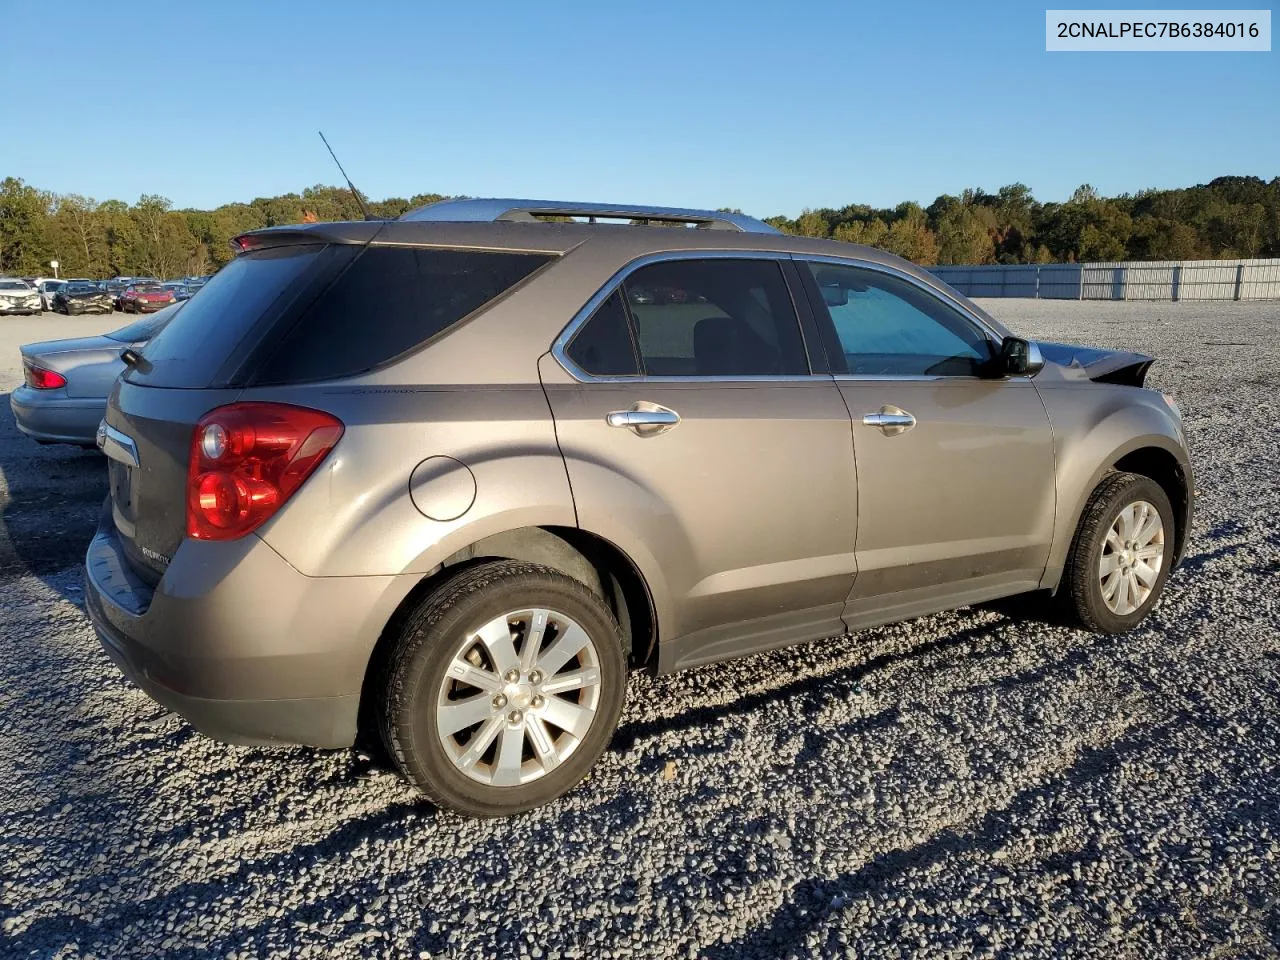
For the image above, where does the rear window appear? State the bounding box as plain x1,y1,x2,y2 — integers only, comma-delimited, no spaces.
124,245,328,388
250,246,552,384
108,307,178,343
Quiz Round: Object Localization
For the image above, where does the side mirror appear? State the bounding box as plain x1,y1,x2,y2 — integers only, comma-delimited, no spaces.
999,336,1044,377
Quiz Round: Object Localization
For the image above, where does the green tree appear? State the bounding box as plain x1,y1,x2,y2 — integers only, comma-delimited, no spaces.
795,210,830,238
0,177,54,274
833,218,888,247
883,211,938,264
936,206,993,265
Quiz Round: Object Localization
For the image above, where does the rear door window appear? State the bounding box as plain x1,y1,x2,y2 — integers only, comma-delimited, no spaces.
621,259,809,377
565,292,640,376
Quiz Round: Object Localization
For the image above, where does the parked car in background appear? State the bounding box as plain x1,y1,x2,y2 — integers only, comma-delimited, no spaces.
120,282,176,313
105,277,158,309
104,278,133,308
31,278,64,309
10,304,179,446
162,281,192,302
80,199,1192,818
0,278,44,315
53,280,115,315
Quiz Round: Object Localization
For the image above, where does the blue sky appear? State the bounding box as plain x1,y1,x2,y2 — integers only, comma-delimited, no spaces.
4,0,1275,217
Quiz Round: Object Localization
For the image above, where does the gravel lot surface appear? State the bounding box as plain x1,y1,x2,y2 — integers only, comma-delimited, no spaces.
1,300,1278,959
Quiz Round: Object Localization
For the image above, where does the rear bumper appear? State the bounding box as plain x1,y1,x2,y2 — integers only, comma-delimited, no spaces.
82,504,406,749
10,387,103,445
91,608,358,748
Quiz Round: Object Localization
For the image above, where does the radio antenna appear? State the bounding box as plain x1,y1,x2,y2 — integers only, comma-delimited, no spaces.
318,130,376,221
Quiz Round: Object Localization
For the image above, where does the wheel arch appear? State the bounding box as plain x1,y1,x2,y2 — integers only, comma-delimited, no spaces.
357,525,658,747
1110,446,1191,563
1043,431,1192,592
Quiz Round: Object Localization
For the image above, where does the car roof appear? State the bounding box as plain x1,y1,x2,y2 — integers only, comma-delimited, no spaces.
242,215,916,269
240,214,995,322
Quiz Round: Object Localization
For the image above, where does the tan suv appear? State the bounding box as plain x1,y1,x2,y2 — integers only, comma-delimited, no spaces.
83,199,1192,817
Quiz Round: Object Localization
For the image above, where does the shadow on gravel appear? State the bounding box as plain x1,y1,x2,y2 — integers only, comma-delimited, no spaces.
0,391,105,600
613,617,1011,756
10,799,436,954
699,704,1280,960
697,720,1178,960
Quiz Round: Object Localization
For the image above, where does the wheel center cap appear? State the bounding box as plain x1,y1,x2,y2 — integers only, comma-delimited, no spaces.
505,682,533,709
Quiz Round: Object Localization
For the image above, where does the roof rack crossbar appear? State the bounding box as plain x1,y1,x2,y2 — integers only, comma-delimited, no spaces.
400,198,779,234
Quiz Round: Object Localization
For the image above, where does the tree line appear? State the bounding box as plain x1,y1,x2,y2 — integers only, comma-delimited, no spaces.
1,174,1277,278
761,176,1280,265
0,180,443,279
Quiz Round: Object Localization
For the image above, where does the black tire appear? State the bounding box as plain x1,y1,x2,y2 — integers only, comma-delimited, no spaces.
1059,471,1176,633
379,561,627,817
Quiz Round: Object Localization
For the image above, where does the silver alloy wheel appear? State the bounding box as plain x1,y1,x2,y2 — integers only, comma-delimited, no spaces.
1099,499,1165,616
435,608,603,787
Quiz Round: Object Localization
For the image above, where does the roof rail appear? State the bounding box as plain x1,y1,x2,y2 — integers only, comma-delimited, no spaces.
400,198,779,234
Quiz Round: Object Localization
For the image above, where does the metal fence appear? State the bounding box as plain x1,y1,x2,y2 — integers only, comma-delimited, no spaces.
926,258,1280,301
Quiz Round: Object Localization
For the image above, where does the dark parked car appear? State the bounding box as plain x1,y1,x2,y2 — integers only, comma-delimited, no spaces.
53,281,114,315
120,283,176,313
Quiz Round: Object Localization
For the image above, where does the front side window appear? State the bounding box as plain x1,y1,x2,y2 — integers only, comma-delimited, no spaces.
620,258,808,377
807,263,994,377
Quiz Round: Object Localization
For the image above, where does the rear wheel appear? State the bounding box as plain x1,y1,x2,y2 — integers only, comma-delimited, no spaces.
1059,471,1175,633
379,561,627,817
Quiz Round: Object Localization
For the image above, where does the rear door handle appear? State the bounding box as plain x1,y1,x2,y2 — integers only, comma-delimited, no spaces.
606,404,681,436
862,406,916,436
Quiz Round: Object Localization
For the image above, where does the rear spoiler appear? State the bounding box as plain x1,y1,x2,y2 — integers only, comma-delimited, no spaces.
231,221,384,253
1036,341,1154,387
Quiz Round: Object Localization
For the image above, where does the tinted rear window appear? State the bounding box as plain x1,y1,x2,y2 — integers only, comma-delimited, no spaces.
124,245,328,388
250,247,552,384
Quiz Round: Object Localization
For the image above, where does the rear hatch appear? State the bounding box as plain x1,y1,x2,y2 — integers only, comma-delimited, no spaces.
103,228,554,583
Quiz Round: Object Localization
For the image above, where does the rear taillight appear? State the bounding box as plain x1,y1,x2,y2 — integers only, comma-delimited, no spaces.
24,363,67,390
186,402,343,541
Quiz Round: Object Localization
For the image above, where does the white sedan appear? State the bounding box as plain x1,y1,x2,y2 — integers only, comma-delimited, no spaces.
0,278,44,315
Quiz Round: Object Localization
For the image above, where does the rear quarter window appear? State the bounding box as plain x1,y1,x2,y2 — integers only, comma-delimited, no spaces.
250,247,553,384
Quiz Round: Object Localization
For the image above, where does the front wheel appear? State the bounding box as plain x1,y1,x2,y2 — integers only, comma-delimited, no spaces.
379,561,627,817
1060,471,1176,633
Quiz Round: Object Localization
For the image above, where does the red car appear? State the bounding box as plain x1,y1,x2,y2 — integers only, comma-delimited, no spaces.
120,283,176,313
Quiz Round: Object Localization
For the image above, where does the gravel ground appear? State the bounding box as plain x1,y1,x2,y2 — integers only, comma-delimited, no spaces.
1,299,1278,959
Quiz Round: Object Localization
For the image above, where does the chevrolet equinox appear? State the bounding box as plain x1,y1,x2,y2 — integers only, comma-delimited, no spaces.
83,199,1193,817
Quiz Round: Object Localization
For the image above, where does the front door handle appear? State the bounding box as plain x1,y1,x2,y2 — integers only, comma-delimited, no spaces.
606,403,681,437
862,405,916,436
